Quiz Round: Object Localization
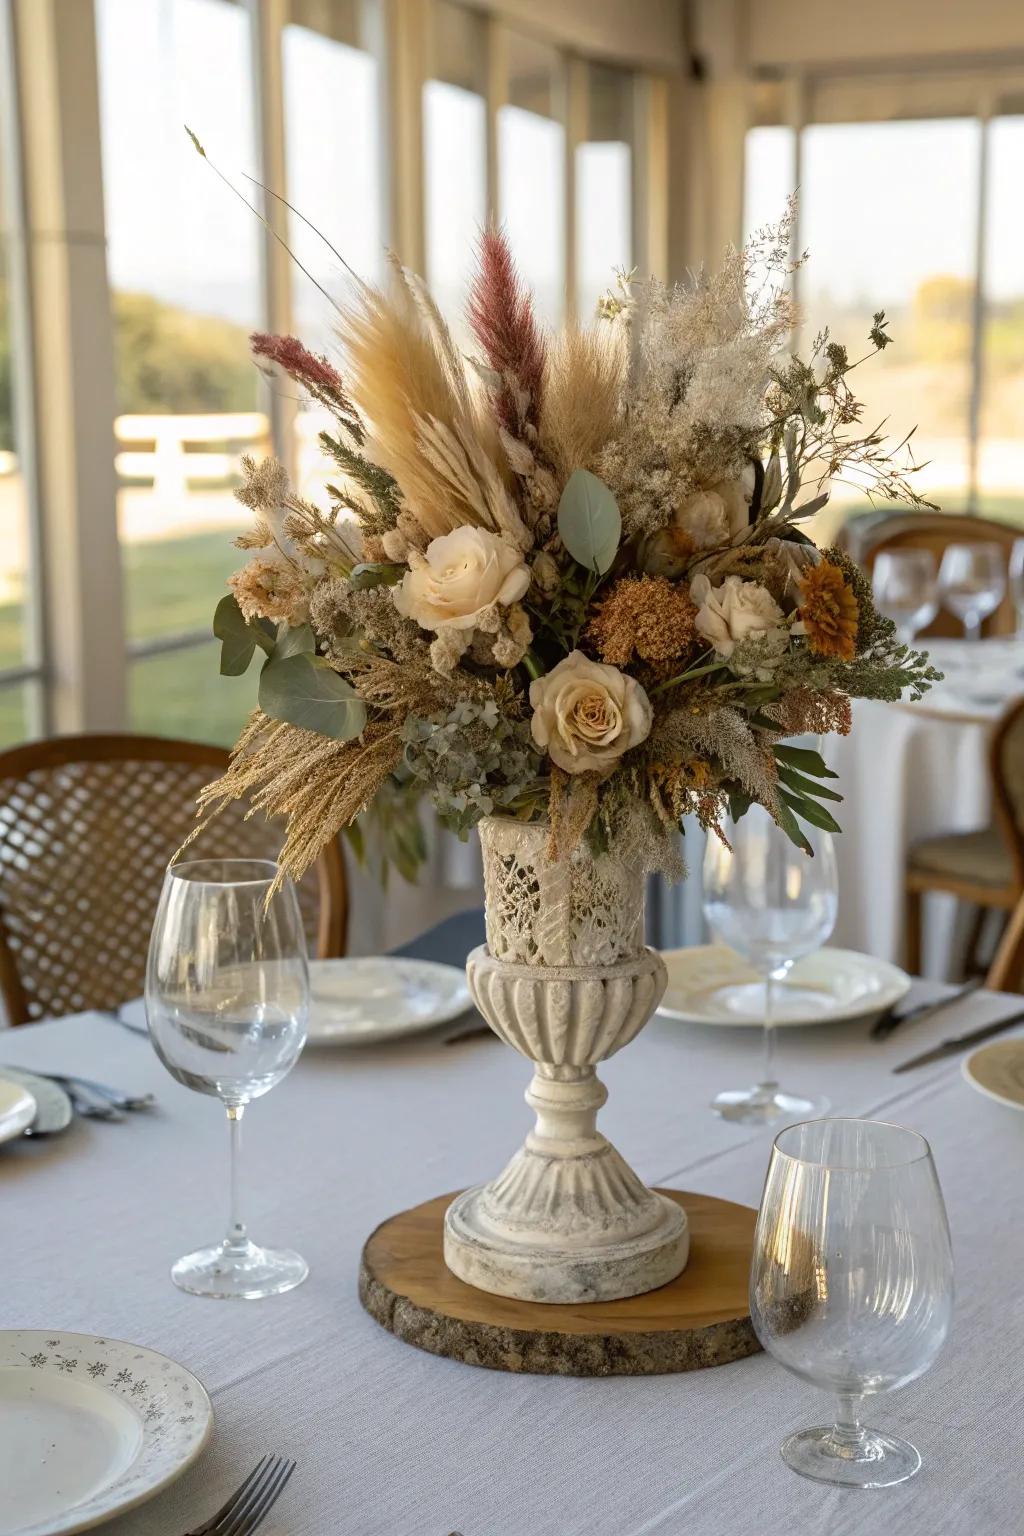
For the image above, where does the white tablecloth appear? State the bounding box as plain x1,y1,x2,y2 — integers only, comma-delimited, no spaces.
4,923,1024,1536
825,639,1024,979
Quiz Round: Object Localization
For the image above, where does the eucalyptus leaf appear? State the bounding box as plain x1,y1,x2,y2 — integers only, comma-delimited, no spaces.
349,561,405,590
779,788,842,836
213,594,256,677
252,618,277,655
777,764,844,804
728,790,753,823
556,469,621,574
258,653,366,740
273,623,315,660
772,794,814,856
774,745,839,779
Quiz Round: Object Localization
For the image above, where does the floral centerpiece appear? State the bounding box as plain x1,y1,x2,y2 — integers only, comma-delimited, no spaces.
198,202,940,1304
202,206,937,883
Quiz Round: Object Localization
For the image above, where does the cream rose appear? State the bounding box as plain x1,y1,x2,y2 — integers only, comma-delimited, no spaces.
393,527,529,632
691,574,788,669
529,651,652,777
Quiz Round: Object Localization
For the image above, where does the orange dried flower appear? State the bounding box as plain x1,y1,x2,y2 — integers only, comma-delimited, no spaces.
587,576,698,666
798,560,859,661
769,687,853,737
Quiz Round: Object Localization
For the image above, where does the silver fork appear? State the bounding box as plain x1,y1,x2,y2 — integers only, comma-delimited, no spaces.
184,1455,297,1536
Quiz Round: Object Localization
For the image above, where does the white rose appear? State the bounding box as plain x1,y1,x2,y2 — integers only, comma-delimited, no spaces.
710,467,755,541
393,526,529,632
675,490,729,551
691,574,788,666
529,651,652,777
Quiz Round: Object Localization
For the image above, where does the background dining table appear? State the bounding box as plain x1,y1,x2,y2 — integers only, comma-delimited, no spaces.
3,909,1023,1536
825,636,1024,979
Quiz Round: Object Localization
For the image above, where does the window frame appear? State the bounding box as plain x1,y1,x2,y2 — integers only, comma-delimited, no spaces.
3,0,667,744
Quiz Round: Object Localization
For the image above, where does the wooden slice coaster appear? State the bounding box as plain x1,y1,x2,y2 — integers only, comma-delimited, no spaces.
359,1189,760,1377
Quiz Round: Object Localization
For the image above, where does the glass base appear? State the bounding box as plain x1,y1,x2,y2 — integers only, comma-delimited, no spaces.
781,1426,922,1489
171,1238,309,1299
710,1086,829,1125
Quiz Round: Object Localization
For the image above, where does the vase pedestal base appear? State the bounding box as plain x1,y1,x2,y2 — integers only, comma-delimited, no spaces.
444,1178,689,1304
359,1188,760,1376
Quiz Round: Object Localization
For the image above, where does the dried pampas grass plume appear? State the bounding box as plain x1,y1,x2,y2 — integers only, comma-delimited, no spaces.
468,225,547,433
539,323,627,480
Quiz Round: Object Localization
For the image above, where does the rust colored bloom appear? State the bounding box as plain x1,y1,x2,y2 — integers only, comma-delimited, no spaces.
769,687,853,737
587,576,698,665
797,560,859,661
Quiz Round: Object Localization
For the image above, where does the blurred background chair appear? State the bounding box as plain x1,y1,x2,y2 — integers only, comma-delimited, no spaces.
904,696,1024,974
0,735,347,1026
861,514,1019,638
986,889,1024,993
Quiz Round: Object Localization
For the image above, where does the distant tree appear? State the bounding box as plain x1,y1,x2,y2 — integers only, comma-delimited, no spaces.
912,275,973,364
112,290,258,414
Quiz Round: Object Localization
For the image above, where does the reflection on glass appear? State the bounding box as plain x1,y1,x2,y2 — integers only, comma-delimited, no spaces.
938,540,1007,640
284,1,383,498
0,90,30,674
96,0,265,736
871,550,939,644
500,33,565,326
801,120,980,538
979,117,1024,526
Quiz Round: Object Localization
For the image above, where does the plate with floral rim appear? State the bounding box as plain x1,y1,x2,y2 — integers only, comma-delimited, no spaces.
656,945,911,1028
0,1330,212,1536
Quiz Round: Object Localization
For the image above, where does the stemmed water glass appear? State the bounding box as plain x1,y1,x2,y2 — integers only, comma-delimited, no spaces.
870,550,938,644
146,858,310,1299
702,807,837,1123
750,1117,954,1488
938,541,1006,641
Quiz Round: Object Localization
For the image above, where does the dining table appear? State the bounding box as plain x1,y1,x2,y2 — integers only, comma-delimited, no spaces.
3,909,1023,1536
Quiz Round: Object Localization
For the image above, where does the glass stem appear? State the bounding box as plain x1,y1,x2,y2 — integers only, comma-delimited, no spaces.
225,1104,248,1251
966,610,981,642
830,1393,869,1457
760,974,778,1091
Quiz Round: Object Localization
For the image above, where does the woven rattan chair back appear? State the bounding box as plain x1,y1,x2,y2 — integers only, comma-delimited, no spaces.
863,513,1019,638
0,734,347,1025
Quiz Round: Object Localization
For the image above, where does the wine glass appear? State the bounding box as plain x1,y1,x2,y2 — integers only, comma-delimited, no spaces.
146,858,310,1299
1009,538,1024,637
702,806,837,1123
750,1117,954,1488
870,550,938,644
938,541,1006,641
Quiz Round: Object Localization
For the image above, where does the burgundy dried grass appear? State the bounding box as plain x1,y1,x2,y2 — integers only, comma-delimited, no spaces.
468,226,546,433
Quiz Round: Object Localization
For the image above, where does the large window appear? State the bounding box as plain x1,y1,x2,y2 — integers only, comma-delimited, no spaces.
500,33,566,326
575,63,633,320
96,0,265,746
745,109,1024,540
424,1,487,333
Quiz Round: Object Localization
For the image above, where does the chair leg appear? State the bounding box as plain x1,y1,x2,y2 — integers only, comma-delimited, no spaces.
963,905,988,979
904,884,923,976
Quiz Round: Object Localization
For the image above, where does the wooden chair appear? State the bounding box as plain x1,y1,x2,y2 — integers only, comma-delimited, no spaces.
863,513,1020,639
904,697,1024,975
0,734,348,1025
986,891,1024,993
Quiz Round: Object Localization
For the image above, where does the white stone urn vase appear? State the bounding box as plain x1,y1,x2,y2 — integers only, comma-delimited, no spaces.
443,816,689,1304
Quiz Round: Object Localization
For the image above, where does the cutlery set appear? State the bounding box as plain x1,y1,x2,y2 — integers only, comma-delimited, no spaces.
871,982,1024,1072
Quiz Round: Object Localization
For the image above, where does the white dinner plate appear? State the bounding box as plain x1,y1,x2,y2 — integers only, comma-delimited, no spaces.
306,957,471,1045
0,1077,37,1146
657,945,911,1028
0,1070,71,1137
0,1330,212,1536
962,1038,1024,1111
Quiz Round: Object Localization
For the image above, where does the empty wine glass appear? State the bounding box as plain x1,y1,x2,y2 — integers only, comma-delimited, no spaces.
939,541,1006,641
146,859,310,1298
870,550,938,644
750,1117,954,1488
1009,539,1024,637
702,807,837,1123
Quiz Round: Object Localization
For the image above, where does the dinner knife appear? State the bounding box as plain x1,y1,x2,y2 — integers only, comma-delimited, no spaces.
871,977,983,1041
892,1007,1024,1073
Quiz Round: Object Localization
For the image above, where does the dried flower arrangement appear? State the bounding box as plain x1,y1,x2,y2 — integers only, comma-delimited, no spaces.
200,195,940,885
